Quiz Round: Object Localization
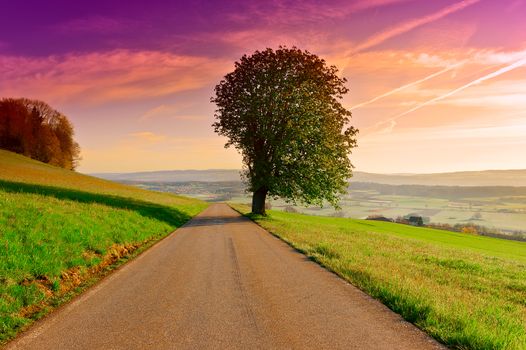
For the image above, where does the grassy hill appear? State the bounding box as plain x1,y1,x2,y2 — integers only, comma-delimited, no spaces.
0,150,207,343
232,204,526,350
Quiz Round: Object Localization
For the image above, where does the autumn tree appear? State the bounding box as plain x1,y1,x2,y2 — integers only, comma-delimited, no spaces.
212,47,358,214
0,98,81,170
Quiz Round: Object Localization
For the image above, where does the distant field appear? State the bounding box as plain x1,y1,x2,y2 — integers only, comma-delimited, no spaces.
232,204,526,350
119,176,526,236
93,168,526,187
229,189,526,235
0,150,207,343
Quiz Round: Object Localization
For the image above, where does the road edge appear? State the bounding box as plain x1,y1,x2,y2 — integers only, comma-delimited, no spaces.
2,206,209,349
227,203,448,350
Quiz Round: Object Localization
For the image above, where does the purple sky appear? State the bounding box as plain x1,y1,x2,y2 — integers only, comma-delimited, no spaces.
1,0,526,173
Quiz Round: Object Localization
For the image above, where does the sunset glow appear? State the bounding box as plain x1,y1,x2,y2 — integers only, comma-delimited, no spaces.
1,0,525,173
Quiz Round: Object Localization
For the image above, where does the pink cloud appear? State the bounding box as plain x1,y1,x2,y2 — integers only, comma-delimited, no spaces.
140,104,207,121
0,50,232,105
346,0,480,56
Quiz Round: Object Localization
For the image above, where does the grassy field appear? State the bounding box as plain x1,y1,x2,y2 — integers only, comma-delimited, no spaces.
227,190,526,235
232,204,526,350
0,150,208,343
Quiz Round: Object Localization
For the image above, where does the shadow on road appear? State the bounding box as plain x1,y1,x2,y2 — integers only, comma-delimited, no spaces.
186,215,248,227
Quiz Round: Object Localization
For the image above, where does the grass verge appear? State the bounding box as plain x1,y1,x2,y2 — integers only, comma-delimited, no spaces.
0,150,208,344
231,204,526,350
0,182,207,344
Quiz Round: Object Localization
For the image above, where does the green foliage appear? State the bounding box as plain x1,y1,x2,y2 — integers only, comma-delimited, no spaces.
212,47,358,209
232,204,526,350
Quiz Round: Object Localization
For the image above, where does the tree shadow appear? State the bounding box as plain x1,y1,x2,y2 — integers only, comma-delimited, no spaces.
185,215,248,227
0,179,192,228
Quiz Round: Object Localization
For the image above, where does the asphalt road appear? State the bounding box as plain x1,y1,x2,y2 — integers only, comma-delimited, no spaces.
7,203,444,349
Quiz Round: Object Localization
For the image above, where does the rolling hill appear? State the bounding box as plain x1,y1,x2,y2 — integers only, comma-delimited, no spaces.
352,170,526,187
0,149,207,343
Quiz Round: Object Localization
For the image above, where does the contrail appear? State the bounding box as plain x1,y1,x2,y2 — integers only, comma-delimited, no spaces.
367,57,526,133
391,57,526,119
350,0,480,55
350,62,465,110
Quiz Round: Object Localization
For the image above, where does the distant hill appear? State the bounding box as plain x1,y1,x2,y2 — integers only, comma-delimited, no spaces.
350,182,526,199
352,170,526,187
92,169,242,182
91,169,526,187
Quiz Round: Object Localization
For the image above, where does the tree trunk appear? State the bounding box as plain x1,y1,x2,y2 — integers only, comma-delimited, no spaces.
251,187,268,215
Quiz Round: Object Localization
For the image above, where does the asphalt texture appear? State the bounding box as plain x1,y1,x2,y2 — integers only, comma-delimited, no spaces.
7,203,445,349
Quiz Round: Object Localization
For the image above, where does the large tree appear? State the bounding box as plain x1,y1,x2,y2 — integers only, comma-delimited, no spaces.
212,47,358,214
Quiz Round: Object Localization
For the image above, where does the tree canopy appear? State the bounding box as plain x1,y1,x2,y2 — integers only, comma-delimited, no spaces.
212,47,358,214
0,98,81,170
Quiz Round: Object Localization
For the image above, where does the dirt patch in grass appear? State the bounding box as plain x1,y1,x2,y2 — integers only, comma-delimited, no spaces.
16,243,141,319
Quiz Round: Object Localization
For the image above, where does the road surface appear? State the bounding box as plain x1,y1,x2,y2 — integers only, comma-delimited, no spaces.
7,203,444,349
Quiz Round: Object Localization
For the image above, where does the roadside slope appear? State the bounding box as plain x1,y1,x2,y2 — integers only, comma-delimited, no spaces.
0,150,207,343
0,149,201,208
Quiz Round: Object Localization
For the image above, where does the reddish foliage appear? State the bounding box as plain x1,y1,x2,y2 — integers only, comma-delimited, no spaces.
0,98,80,169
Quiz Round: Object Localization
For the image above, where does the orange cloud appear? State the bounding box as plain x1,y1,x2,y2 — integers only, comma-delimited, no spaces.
0,50,232,105
140,104,207,121
350,62,465,110
440,80,526,108
129,132,167,143
389,57,526,121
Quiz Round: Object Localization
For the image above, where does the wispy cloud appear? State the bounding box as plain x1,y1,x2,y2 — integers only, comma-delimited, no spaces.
0,50,231,105
350,61,465,110
440,80,526,108
129,131,167,143
141,104,182,120
140,104,206,121
348,48,526,110
392,57,526,118
350,0,481,54
368,56,526,133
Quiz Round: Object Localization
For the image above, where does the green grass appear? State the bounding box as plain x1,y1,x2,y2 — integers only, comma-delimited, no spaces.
0,150,208,343
232,204,526,350
227,185,526,233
